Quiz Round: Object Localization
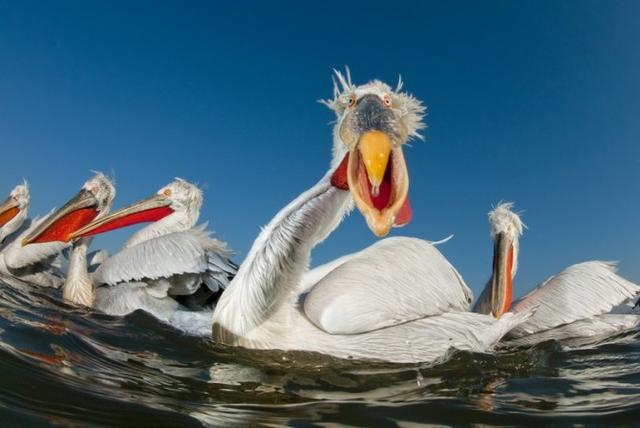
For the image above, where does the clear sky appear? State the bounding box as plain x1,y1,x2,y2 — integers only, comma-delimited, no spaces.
1,1,639,298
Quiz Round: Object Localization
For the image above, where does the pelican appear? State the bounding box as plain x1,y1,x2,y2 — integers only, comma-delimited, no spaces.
24,177,236,326
69,178,237,314
185,71,532,363
0,181,66,287
473,202,640,344
22,173,116,305
0,182,30,246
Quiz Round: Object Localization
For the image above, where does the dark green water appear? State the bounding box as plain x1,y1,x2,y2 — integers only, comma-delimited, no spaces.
0,282,639,427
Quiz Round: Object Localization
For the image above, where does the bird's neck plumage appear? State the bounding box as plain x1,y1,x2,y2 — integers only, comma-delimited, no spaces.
63,237,94,307
212,169,352,340
1,215,67,271
123,209,197,249
0,209,28,247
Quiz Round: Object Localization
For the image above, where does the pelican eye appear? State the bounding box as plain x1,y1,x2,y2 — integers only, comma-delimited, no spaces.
163,189,172,197
346,95,356,108
383,95,392,107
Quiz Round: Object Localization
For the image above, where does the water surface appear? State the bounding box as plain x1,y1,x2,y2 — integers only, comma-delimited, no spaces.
0,282,639,427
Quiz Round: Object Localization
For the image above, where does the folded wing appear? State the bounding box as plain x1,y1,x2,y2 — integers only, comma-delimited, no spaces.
509,261,640,337
302,237,473,335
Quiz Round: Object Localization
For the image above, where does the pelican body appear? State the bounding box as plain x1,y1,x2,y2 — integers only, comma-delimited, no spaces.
31,72,532,363
0,182,66,288
25,177,236,326
72,178,237,319
200,72,534,363
473,203,640,344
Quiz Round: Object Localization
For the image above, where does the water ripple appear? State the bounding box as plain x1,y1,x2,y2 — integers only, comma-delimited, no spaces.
0,281,638,426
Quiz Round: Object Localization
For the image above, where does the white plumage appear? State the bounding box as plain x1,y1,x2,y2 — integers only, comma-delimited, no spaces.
508,261,639,338
0,182,68,288
474,202,640,344
505,314,640,348
33,177,238,325
211,72,533,363
303,237,472,335
93,225,232,295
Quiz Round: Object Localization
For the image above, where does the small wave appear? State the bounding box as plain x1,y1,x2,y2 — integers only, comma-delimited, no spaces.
0,281,638,426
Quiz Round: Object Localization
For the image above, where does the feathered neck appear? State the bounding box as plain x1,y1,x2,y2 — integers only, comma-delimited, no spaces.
0,208,28,247
63,237,94,307
1,214,67,271
212,169,353,339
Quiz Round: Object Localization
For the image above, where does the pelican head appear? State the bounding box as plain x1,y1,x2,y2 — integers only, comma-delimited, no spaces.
0,181,30,243
487,202,525,318
68,178,202,241
21,173,115,245
324,69,425,237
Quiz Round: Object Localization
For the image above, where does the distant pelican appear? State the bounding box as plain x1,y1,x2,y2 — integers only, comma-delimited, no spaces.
0,181,66,287
25,177,236,327
70,178,237,316
473,202,640,344
23,173,115,305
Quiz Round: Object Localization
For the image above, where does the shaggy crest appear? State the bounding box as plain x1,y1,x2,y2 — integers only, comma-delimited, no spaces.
83,172,116,212
321,67,427,141
161,178,203,215
488,202,525,239
9,180,30,209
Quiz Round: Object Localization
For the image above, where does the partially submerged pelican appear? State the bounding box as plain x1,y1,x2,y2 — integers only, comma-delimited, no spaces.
27,72,532,363
0,181,66,287
70,178,237,316
22,173,116,305
473,202,640,344
197,71,533,363
24,176,236,327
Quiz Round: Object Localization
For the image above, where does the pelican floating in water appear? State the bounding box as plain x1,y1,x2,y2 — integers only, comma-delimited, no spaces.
473,202,640,345
25,176,236,327
23,173,116,305
199,71,534,364
69,178,237,315
0,181,66,287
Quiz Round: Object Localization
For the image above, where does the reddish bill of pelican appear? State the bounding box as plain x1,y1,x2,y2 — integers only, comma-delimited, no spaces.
22,189,99,245
31,209,98,243
0,197,20,228
70,195,174,239
490,232,515,318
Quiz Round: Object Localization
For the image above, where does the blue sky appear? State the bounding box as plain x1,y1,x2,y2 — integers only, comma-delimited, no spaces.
1,1,639,298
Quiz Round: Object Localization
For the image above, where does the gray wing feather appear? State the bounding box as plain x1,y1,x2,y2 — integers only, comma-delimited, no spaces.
93,231,209,286
94,225,236,296
203,251,237,293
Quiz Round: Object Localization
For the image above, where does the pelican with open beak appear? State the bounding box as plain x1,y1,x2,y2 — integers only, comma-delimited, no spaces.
209,70,538,364
329,77,420,237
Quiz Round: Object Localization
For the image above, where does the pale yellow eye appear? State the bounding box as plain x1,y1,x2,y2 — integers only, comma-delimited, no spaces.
348,95,356,108
163,189,172,197
383,95,392,107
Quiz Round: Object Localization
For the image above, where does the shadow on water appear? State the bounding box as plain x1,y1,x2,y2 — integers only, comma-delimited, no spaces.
0,281,639,427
